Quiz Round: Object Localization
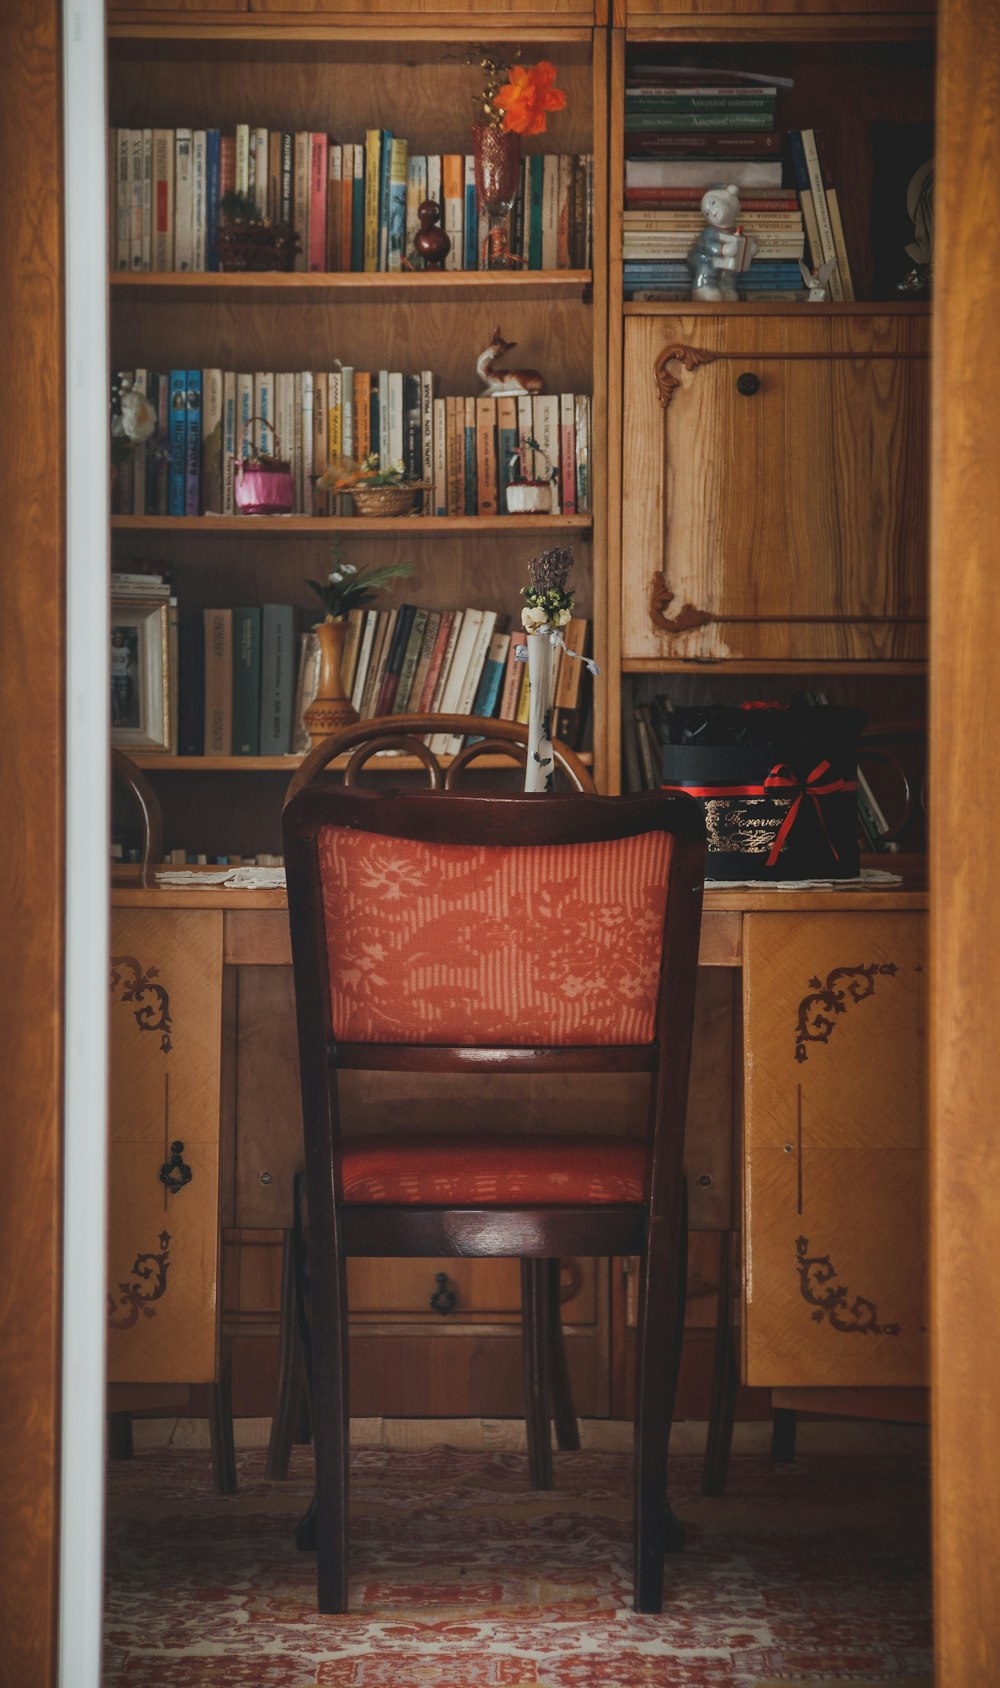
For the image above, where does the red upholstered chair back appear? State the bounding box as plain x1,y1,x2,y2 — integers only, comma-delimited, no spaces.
317,824,674,1047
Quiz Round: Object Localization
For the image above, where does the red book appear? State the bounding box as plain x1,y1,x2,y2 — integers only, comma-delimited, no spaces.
498,624,526,719
309,132,328,272
219,134,236,202
418,610,456,713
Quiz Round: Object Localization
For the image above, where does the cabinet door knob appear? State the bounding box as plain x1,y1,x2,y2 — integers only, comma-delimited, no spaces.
158,1140,192,1194
430,1272,457,1315
736,372,761,397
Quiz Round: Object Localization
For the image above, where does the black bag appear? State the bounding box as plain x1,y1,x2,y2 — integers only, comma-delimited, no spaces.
658,702,866,881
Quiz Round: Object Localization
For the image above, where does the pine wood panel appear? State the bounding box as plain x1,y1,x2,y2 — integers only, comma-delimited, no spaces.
250,0,598,18
621,314,929,664
623,0,932,17
742,911,927,1389
0,0,64,1679
931,0,1000,1679
108,910,225,1382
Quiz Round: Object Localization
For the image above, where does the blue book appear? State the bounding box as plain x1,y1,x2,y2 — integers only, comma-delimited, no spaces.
463,155,478,271
205,129,221,271
184,369,202,516
467,631,510,740
168,369,186,516
529,155,544,270
232,606,262,756
463,404,476,515
378,128,394,270
259,604,296,755
785,129,809,193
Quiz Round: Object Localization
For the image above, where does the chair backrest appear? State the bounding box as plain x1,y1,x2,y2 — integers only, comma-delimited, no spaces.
282,784,706,1203
284,713,595,803
111,747,163,886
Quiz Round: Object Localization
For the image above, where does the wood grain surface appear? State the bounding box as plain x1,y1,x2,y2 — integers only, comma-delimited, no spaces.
931,0,1000,1681
0,1,64,1681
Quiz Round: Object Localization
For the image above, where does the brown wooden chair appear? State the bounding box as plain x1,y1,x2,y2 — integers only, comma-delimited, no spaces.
282,766,706,1612
269,716,595,1483
111,746,164,886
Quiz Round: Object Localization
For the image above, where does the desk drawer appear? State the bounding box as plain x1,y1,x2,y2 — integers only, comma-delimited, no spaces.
348,1257,596,1323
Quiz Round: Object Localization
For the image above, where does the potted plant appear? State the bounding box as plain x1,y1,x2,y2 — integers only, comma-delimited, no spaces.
316,454,430,519
216,190,300,273
302,545,413,742
506,434,558,514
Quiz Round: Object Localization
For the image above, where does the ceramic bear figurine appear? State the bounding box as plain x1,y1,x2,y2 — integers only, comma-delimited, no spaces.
686,183,757,303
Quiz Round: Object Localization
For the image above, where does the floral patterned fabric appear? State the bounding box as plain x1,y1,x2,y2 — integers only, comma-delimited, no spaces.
340,1135,646,1205
317,827,674,1046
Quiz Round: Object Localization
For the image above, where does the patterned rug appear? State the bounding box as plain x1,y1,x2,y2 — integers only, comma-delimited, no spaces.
103,1445,932,1687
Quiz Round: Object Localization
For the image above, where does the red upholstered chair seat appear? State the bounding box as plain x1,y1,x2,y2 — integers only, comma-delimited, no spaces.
340,1134,646,1205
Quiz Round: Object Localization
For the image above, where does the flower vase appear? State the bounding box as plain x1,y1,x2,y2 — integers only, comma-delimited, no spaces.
524,632,556,792
471,122,521,270
303,617,359,746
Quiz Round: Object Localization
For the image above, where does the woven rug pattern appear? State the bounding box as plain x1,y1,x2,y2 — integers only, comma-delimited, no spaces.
103,1446,931,1687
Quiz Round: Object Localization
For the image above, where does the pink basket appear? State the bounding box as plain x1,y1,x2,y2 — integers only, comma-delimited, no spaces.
233,415,294,515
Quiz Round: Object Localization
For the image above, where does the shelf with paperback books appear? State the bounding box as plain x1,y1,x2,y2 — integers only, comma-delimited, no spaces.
109,271,594,301
612,39,935,307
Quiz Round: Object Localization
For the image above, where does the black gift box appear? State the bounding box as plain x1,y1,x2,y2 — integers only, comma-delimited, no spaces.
657,703,866,881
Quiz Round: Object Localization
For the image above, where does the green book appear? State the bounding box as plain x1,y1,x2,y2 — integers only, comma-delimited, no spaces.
232,606,262,756
393,606,429,713
259,604,296,755
529,153,544,270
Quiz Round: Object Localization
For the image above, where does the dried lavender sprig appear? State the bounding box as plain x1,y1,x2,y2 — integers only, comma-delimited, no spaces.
527,547,574,597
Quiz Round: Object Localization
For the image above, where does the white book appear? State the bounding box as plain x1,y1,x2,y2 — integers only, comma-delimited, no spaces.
201,366,224,514
350,610,379,713
575,392,591,515
430,610,481,754
275,372,296,508
151,129,174,271
432,396,447,516
625,158,783,190
253,371,275,456
174,129,194,272
293,372,303,511
192,129,207,272
140,129,153,270
114,129,130,270
254,125,269,219
541,154,559,272
293,131,311,274
406,156,427,267
426,155,442,220
800,130,842,299
301,371,314,515
446,610,498,753
516,393,534,478
419,369,434,514
532,394,561,514
235,124,250,197
128,128,143,270
387,371,404,471
222,370,237,515
429,610,464,716
339,365,354,462
378,369,391,466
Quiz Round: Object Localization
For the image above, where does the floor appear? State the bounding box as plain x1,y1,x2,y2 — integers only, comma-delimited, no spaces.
103,1420,932,1688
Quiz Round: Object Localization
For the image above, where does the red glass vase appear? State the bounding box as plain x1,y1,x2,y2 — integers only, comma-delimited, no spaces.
471,122,521,269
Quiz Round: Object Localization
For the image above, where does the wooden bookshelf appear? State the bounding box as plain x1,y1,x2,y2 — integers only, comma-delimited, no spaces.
112,514,594,534
110,270,594,302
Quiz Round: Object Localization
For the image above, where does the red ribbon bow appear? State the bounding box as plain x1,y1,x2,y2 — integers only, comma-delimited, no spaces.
761,759,852,867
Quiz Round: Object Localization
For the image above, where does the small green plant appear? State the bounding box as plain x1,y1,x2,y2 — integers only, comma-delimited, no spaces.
219,190,263,225
306,541,413,622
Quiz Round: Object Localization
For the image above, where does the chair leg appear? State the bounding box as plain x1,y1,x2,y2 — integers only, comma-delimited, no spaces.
106,1411,133,1460
208,1353,237,1495
633,1208,687,1614
267,1227,310,1480
521,1258,554,1490
546,1258,580,1452
312,1247,351,1613
701,1229,739,1498
770,1406,798,1465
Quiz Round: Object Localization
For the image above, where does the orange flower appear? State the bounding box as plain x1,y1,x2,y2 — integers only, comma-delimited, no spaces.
494,61,567,137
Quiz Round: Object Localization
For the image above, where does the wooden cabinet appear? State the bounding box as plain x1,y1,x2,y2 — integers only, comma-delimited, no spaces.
620,0,931,20
742,910,928,1389
108,909,224,1384
621,311,929,666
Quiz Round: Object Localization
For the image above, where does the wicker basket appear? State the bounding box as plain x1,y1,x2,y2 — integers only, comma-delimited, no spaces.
350,484,424,518
216,221,300,273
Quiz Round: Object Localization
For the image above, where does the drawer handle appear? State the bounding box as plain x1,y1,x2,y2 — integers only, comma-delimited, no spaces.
430,1272,456,1315
736,372,761,397
158,1140,192,1195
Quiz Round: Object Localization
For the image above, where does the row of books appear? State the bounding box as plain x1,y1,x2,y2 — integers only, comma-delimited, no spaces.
110,126,593,274
117,567,593,759
111,368,592,520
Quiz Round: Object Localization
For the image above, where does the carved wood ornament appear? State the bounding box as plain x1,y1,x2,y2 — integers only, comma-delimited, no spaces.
653,342,716,409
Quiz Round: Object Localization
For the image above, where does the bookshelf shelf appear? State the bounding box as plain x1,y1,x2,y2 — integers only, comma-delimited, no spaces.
622,300,932,319
111,515,593,534
622,660,928,678
130,751,594,772
110,271,594,303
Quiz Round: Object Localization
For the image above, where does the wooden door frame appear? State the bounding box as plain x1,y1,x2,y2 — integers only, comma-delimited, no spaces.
0,1,66,1683
931,0,1000,1681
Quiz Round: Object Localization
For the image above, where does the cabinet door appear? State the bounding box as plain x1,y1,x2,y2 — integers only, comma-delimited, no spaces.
251,0,596,15
108,910,224,1384
742,912,927,1389
624,0,930,17
622,314,928,664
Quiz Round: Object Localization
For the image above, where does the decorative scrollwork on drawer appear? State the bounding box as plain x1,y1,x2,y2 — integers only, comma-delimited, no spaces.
107,1231,171,1331
110,954,173,1053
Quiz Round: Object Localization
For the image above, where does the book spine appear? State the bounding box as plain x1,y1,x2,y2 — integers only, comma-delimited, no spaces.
387,137,409,272
529,155,544,270
268,131,283,225
419,370,434,514
377,129,394,272
475,395,497,517
259,604,296,755
464,396,477,516
280,132,293,226
533,394,561,515
328,367,342,468
313,370,329,515
235,124,250,197
191,130,207,271
301,370,314,516
114,129,130,270
541,154,559,271
205,130,221,272
178,617,205,756
184,369,202,516
361,609,397,718
799,129,842,298
292,372,303,510
140,129,153,271
168,369,186,516
558,391,576,515
339,144,354,273
496,395,518,516
350,611,378,714
378,368,390,465
219,133,236,205
232,606,262,755
309,132,328,272
340,608,365,701
129,371,147,515
253,370,274,457
470,630,510,726
203,608,233,755
222,370,237,516
293,131,311,273
406,155,426,269
129,127,143,270
447,610,497,753
556,154,572,269
575,394,590,515
351,146,365,271
417,610,453,712
498,628,525,720
442,153,463,273
408,609,441,714
387,370,404,473
201,367,224,515
826,186,855,301
326,144,341,272
403,373,422,503
393,606,429,713
174,130,193,272
353,369,369,464
428,609,462,717
432,610,480,753
464,155,477,271
253,125,268,218
365,130,382,271
432,397,448,516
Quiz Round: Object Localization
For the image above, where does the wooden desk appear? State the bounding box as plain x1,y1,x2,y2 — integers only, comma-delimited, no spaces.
109,882,928,1417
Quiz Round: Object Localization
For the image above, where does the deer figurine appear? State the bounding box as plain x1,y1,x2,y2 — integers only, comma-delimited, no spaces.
476,327,544,396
